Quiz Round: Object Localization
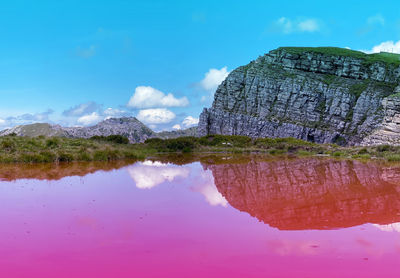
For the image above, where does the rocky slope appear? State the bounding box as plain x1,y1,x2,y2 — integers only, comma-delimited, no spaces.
64,117,154,143
0,117,196,143
198,47,400,145
203,158,400,230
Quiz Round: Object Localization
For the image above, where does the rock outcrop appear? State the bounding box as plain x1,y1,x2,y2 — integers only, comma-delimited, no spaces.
64,117,155,143
203,158,400,230
198,47,400,145
0,117,197,143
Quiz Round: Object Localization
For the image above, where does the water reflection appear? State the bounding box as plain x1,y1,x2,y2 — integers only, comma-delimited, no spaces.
127,161,189,189
0,160,134,181
2,156,400,231
0,156,399,277
126,160,228,206
201,157,400,230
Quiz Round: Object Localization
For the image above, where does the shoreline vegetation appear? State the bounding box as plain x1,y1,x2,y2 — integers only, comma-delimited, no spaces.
1,133,400,163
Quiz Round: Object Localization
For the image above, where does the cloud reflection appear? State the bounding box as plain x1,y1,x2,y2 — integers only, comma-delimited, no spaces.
127,161,228,207
373,223,400,233
191,170,228,207
127,161,189,189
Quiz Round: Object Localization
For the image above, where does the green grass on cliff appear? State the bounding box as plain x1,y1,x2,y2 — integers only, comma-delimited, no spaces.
273,47,400,67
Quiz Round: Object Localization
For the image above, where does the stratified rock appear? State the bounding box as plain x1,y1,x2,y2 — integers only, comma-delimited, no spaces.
198,47,400,145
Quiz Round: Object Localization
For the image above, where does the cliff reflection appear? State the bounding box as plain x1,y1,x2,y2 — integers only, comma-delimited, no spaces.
202,158,400,230
0,160,134,181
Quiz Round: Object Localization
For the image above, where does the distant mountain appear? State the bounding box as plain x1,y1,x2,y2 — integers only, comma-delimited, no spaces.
156,127,197,139
0,123,68,137
0,117,197,143
64,117,155,143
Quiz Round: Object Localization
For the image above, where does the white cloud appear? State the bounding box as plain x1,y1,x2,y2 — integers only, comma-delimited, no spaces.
0,109,54,128
127,86,189,108
367,14,385,26
200,67,230,92
77,112,102,126
103,107,127,117
276,17,293,34
182,116,199,128
127,161,189,189
298,19,319,32
275,17,320,34
136,108,176,124
172,124,181,130
362,40,400,54
62,102,100,117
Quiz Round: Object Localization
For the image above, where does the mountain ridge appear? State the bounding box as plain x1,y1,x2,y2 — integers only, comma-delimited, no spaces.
0,117,197,143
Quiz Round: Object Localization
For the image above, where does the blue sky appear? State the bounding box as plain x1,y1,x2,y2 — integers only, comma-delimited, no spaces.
0,0,400,130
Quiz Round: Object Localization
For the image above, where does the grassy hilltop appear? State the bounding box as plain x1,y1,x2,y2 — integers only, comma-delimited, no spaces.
274,46,400,67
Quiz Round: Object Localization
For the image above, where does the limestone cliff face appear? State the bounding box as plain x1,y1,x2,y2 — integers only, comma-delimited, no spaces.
198,47,400,145
203,158,400,230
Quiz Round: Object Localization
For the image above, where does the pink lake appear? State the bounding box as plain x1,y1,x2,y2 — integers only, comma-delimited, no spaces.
0,156,400,277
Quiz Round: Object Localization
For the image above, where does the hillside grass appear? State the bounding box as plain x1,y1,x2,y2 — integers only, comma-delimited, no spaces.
1,134,400,163
143,135,400,163
0,134,151,163
273,47,400,67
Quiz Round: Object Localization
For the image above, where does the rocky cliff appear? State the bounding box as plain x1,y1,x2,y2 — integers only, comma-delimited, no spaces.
198,47,400,145
203,158,400,230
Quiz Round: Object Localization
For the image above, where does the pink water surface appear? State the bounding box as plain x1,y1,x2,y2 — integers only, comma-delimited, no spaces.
0,157,399,277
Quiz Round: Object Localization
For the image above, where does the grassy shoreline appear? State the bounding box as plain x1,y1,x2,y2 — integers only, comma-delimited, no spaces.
1,134,400,163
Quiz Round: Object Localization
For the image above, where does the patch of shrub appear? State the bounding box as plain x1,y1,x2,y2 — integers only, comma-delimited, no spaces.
39,151,56,162
18,153,44,163
93,150,108,161
46,138,60,148
297,150,313,156
198,135,251,148
357,148,369,154
146,137,197,152
77,152,92,161
352,154,371,159
376,145,391,152
57,152,74,162
387,154,400,162
1,140,15,152
269,149,286,155
90,135,129,144
332,151,345,157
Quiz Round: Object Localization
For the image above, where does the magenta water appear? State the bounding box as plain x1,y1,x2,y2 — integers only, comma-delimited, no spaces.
0,157,399,277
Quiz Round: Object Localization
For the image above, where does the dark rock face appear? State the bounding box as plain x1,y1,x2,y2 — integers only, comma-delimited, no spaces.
198,48,400,145
203,158,400,230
